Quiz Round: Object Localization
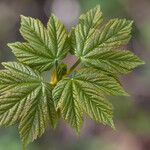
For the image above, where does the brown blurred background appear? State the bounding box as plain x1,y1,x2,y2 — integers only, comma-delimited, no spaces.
0,0,150,150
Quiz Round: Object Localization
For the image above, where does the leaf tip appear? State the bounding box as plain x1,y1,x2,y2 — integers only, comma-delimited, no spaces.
50,13,59,22
7,43,12,48
108,119,116,130
20,15,26,20
75,128,81,136
140,60,145,65
123,92,130,97
7,42,17,50
135,58,145,68
1,62,7,67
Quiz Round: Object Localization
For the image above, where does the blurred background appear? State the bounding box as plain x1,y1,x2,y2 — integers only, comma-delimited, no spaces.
0,0,150,149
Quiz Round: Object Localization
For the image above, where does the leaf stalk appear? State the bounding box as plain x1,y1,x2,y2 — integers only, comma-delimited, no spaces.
66,59,81,76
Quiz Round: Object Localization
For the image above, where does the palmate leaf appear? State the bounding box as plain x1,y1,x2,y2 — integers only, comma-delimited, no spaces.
53,68,126,132
8,15,69,72
71,6,144,74
0,62,57,146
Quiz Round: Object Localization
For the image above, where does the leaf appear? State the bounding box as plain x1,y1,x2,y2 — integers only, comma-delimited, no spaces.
74,83,115,128
47,15,69,59
78,5,103,29
53,78,83,133
19,82,57,146
95,19,133,49
82,49,145,74
0,62,57,146
73,68,128,96
8,42,53,72
73,18,132,56
71,15,144,74
70,5,103,55
8,15,69,72
53,68,116,132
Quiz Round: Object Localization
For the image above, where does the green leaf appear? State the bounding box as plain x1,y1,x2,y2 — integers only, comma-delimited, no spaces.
53,78,83,133
74,84,115,128
47,15,69,59
53,68,116,132
8,15,69,72
78,5,103,29
0,62,57,146
73,68,128,96
72,18,132,57
95,19,133,49
71,15,144,74
8,42,53,72
50,63,67,86
70,5,103,54
82,49,145,74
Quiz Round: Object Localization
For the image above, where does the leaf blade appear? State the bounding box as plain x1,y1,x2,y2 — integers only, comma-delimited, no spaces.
9,15,69,72
53,68,120,131
71,15,144,74
47,15,69,59
0,62,57,146
8,42,54,72
53,79,83,133
82,49,145,74
73,68,128,95
70,5,103,55
73,81,114,128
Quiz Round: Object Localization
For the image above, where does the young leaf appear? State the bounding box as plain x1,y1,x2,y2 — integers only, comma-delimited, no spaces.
70,5,103,54
47,15,69,59
82,49,145,74
53,78,83,133
78,5,103,29
19,82,56,146
8,15,69,72
73,68,128,96
56,63,67,81
0,62,57,146
72,18,132,56
74,84,115,128
53,68,116,132
8,42,54,72
71,14,144,74
96,19,133,49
